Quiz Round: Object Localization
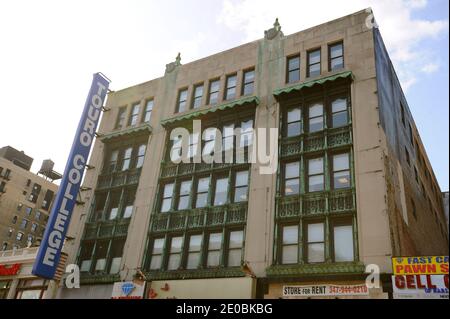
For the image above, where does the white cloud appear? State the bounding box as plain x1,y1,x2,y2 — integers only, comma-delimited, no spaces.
421,62,439,74
217,0,448,91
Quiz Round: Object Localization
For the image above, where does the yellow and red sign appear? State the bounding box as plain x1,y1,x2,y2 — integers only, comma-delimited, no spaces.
392,256,449,275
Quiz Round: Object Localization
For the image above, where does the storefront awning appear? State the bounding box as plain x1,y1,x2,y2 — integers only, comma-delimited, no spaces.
98,123,152,143
273,71,354,98
160,95,259,127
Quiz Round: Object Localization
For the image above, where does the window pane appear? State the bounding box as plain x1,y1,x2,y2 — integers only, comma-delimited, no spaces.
308,175,324,192
285,162,300,179
333,153,349,171
234,187,248,202
309,116,323,132
229,231,244,248
210,80,220,92
161,198,172,212
283,226,298,245
288,70,300,83
110,257,122,274
235,171,248,187
189,235,202,251
244,70,255,83
330,44,343,58
331,57,344,70
287,123,301,137
288,56,300,71
164,184,174,197
198,177,210,193
309,104,323,117
243,83,254,95
171,237,183,253
214,178,228,206
309,158,323,175
282,245,298,264
153,239,165,254
308,243,325,263
228,249,242,267
109,207,118,220
95,259,106,271
309,50,321,64
168,254,181,270
288,108,301,122
332,111,348,127
227,75,237,88
285,179,300,195
178,196,189,210
308,223,324,242
207,251,220,267
195,193,208,208
334,171,351,189
187,252,200,269
309,64,320,77
208,233,222,250
180,181,192,196
332,99,347,113
334,225,354,262
150,255,162,270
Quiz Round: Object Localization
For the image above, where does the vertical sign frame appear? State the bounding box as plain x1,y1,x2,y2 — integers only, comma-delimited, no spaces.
32,73,110,279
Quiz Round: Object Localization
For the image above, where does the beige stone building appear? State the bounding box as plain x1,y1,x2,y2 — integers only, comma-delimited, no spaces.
0,146,59,252
57,9,448,299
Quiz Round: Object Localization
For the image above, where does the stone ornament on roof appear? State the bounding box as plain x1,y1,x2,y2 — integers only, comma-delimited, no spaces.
264,18,284,40
165,52,182,74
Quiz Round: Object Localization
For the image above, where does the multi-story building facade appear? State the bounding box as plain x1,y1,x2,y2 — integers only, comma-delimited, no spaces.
0,146,58,252
58,9,448,299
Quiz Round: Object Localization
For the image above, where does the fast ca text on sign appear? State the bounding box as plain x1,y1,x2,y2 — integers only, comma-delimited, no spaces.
392,256,449,275
32,73,110,279
283,284,369,297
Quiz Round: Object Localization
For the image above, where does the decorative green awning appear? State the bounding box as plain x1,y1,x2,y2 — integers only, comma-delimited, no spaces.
99,122,152,143
160,95,259,127
273,71,354,97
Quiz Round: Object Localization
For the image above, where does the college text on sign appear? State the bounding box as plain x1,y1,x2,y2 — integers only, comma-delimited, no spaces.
0,263,21,276
283,284,369,297
392,256,449,275
32,73,110,279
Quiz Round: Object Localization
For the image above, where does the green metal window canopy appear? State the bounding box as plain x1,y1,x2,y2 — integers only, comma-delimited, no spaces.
161,96,259,127
273,71,354,97
98,123,152,143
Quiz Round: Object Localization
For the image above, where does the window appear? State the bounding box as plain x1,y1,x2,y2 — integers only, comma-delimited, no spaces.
225,74,237,100
400,102,406,127
282,225,298,264
7,229,13,238
333,224,354,262
202,128,216,157
405,147,411,166
31,223,38,233
122,189,135,219
186,235,202,269
94,241,108,272
107,191,120,220
308,158,324,192
286,107,302,137
207,233,222,267
0,182,5,193
17,203,23,211
16,232,24,242
331,98,348,127
411,199,417,220
109,239,125,274
309,103,324,133
208,80,220,105
149,238,165,270
161,183,174,213
222,124,235,152
332,153,351,189
20,219,28,230
129,103,140,126
108,150,119,173
187,133,199,159
414,166,419,183
167,237,183,270
177,89,188,113
192,84,204,109
213,177,228,206
170,135,182,162
240,119,253,148
307,223,325,263
26,179,31,187
121,147,133,171
287,55,300,83
228,230,244,267
25,206,32,216
27,235,34,244
4,169,11,179
28,183,41,203
178,180,192,210
2,242,7,251
242,69,255,96
195,177,210,208
41,190,54,211
234,171,249,203
307,49,321,77
115,107,127,129
143,100,153,123
12,216,17,224
284,162,300,195
136,145,146,168
329,42,344,71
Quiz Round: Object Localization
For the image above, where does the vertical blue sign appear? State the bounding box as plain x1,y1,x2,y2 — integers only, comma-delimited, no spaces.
32,73,110,279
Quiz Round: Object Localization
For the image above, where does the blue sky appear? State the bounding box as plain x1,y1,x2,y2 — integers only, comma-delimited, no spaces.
0,0,448,190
